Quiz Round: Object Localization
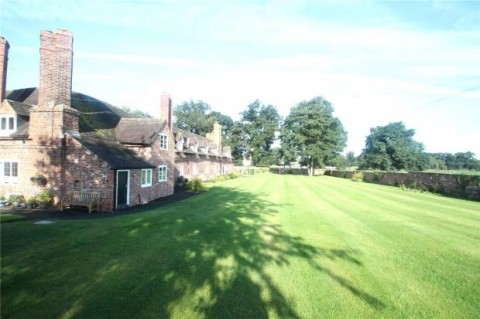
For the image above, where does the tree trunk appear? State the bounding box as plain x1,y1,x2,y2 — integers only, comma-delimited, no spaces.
309,158,314,176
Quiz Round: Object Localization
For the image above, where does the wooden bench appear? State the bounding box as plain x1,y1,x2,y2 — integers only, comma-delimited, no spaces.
61,191,102,213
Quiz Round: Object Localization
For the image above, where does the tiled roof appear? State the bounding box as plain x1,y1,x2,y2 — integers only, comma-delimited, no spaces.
72,135,155,169
10,121,29,138
115,118,166,145
4,100,33,116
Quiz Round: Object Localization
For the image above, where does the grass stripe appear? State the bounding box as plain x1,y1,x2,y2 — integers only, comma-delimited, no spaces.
1,173,479,318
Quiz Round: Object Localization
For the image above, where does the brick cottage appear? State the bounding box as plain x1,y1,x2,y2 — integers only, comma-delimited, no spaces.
0,29,233,211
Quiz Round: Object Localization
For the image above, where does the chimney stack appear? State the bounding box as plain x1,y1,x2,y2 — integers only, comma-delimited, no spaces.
0,37,10,103
38,29,73,108
160,92,172,130
206,121,222,150
29,29,78,143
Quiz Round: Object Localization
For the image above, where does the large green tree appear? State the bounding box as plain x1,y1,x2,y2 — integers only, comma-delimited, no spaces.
237,100,281,166
173,100,212,136
359,122,424,171
173,101,233,143
281,96,347,176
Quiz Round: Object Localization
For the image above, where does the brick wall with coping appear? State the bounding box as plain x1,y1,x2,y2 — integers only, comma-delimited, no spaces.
327,170,480,201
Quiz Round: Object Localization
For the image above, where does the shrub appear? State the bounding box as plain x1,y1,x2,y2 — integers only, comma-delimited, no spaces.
351,171,364,182
186,178,205,192
227,172,238,179
8,194,24,203
175,176,189,190
37,189,53,204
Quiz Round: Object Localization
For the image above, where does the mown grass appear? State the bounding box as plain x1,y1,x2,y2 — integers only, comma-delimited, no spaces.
1,174,479,318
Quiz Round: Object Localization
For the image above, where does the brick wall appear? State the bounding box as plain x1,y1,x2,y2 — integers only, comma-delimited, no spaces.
327,170,480,201
127,133,175,204
175,155,234,181
0,137,115,210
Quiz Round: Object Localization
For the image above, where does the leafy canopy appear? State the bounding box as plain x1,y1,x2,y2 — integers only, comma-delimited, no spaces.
359,121,424,171
281,96,347,174
238,100,281,166
173,100,233,142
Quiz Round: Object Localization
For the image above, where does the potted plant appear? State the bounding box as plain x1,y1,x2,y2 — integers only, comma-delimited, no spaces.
37,190,53,209
0,194,5,207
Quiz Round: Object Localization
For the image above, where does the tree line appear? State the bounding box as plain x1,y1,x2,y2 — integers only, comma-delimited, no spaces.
173,97,479,173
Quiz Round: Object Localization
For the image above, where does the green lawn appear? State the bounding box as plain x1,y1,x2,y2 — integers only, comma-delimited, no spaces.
1,174,479,318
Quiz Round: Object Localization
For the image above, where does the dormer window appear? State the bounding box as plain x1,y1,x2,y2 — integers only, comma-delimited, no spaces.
176,139,184,151
0,115,16,136
160,133,168,150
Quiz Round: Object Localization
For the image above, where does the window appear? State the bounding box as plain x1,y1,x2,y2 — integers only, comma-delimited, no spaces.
158,165,167,182
1,161,18,184
141,169,152,187
160,133,168,150
176,140,184,151
0,115,16,135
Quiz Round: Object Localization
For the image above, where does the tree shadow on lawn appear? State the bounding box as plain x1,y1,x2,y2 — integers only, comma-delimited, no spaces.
1,185,384,318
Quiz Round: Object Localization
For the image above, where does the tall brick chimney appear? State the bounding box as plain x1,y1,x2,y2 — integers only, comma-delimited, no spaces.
30,29,79,143
206,121,222,149
160,92,172,131
0,37,10,103
38,29,73,108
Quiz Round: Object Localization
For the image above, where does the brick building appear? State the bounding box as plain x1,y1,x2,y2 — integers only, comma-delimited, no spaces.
0,29,233,211
0,29,175,211
173,122,233,181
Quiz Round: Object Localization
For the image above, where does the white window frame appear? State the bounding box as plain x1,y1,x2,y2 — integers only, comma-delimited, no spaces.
141,169,152,187
160,133,168,150
158,165,167,182
0,115,16,136
176,140,184,151
1,160,18,184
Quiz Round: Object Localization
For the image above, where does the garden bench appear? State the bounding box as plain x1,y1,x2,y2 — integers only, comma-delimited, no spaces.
60,190,102,213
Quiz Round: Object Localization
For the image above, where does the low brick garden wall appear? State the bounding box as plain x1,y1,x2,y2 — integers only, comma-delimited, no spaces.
327,170,480,201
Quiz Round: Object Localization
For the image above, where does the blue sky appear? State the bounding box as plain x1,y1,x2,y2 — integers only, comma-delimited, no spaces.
1,0,479,157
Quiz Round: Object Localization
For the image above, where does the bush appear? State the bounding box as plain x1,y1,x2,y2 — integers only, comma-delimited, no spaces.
186,178,205,192
351,171,364,182
37,189,53,204
8,194,24,204
227,172,238,179
175,176,189,190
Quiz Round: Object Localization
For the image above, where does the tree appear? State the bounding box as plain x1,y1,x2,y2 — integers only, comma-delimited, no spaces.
238,100,281,167
281,96,347,176
174,100,212,136
174,101,234,148
345,151,357,168
359,122,424,171
229,121,249,165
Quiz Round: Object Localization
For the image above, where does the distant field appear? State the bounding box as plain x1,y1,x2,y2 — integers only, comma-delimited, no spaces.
1,174,479,318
